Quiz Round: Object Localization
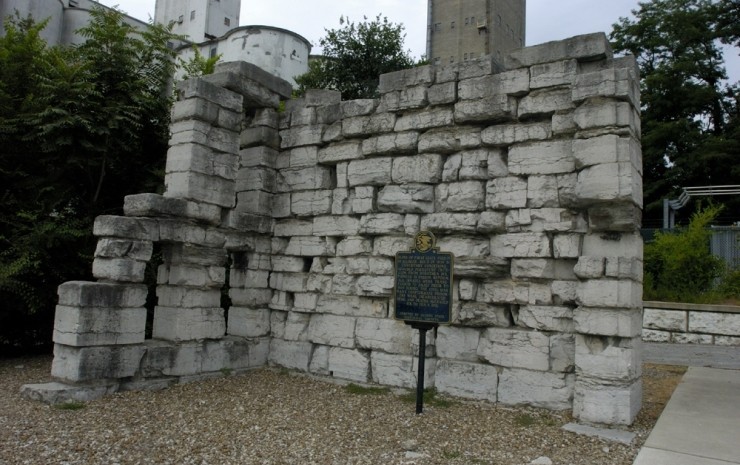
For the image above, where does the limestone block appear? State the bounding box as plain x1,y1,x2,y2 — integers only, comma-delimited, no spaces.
478,281,552,305
436,237,489,258
509,140,574,175
269,339,313,371
574,100,639,135
51,344,146,382
166,143,239,181
518,88,574,118
605,257,643,281
689,312,740,336
164,171,235,208
322,121,343,142
573,379,642,425
404,214,420,236
250,108,279,129
551,235,580,260
347,157,393,186
458,56,502,79
527,175,560,208
57,281,148,310
397,85,428,109
505,32,612,69
517,305,574,332
454,95,517,123
373,236,413,256
478,327,550,371
436,62,459,82
574,307,643,338
498,368,574,410
230,288,273,307
458,150,489,180
642,329,671,342
582,232,643,259
391,154,444,184
550,334,576,372
271,194,291,218
435,181,485,212
170,120,239,154
530,59,578,89
715,336,740,346
241,126,280,150
552,112,577,135
294,293,319,312
577,279,642,309
283,312,310,341
378,91,401,112
290,107,317,126
421,213,479,234
152,306,225,341
159,263,225,288
156,286,221,308
352,186,376,213
435,360,498,402
234,190,272,216
378,184,434,214
418,127,481,154
491,233,551,258
311,215,361,237
588,204,642,233
370,352,416,388
481,122,552,147
291,190,333,217
123,193,221,225
458,280,477,301
53,306,146,346
93,216,159,242
274,219,312,237
436,326,481,362
235,166,276,193
270,311,287,338
90,257,145,283
317,141,363,164
456,302,511,327
341,99,378,118
331,273,357,295
573,66,639,108
279,125,324,148
576,335,641,382
457,69,530,100
356,275,394,297
673,333,713,344
227,308,271,338
395,108,454,132
315,294,387,318
342,113,396,137
574,256,605,279
428,81,457,105
336,236,373,256
556,173,578,208
302,89,341,106
307,314,356,348
573,135,641,173
355,318,414,354
203,71,283,108
362,132,419,156
486,177,528,209
328,347,370,383
454,257,510,279
332,188,351,215
269,272,308,293
378,65,434,92
359,213,405,235
308,345,330,375
277,166,333,192
477,211,507,233
177,77,243,113
552,280,578,305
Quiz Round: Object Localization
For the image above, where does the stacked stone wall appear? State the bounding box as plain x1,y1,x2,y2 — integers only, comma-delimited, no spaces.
26,33,643,426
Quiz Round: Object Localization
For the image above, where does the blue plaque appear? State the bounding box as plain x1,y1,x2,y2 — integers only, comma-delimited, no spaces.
394,231,453,324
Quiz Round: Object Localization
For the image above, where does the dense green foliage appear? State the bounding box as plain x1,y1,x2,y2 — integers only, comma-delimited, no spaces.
644,205,733,302
295,15,415,99
610,0,739,226
0,9,179,355
179,45,222,79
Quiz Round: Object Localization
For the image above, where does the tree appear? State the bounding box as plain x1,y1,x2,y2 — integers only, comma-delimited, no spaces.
610,0,739,226
179,45,222,80
0,9,179,354
295,15,415,99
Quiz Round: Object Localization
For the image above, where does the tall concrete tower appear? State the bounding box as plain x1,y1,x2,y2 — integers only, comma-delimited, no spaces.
427,0,526,66
155,0,240,42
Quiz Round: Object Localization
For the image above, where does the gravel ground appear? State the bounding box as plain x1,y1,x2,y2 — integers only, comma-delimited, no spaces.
0,356,684,465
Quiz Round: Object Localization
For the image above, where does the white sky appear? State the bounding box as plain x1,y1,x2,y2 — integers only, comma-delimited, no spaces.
100,0,739,83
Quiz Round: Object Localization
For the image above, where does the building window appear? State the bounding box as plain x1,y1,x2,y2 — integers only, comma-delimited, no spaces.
177,15,184,24
471,16,475,25
464,53,468,61
450,56,454,63
435,23,441,32
451,21,455,29
224,17,230,26
190,10,196,20
210,47,218,58
465,18,469,25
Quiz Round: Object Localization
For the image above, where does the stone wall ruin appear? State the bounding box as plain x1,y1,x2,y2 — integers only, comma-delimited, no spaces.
24,32,644,426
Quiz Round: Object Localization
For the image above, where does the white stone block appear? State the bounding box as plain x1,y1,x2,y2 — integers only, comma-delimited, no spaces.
418,127,480,154
360,213,405,235
336,236,373,256
582,232,643,259
498,368,574,410
575,335,641,382
230,288,273,307
370,352,416,388
518,305,574,332
152,307,225,341
58,281,148,308
478,327,550,371
436,326,481,362
318,141,363,164
356,275,394,297
392,154,444,184
553,234,582,258
481,122,551,146
689,312,740,336
509,140,574,175
53,306,145,346
284,312,311,341
394,108,454,132
518,88,574,118
156,286,221,308
573,135,641,171
92,258,146,283
486,177,527,209
378,184,434,213
642,328,671,342
328,347,370,382
278,166,333,191
435,181,485,211
51,344,146,382
355,318,414,354
456,302,512,327
95,238,153,261
347,157,393,186
362,131,419,156
315,294,387,318
307,314,356,348
491,233,551,258
269,339,312,371
577,279,642,309
530,59,577,89
227,308,271,337
574,307,643,338
573,379,641,425
478,281,553,306
373,236,412,256
673,333,713,344
436,360,499,402
527,175,560,208
284,236,336,256
575,162,642,207
643,308,686,332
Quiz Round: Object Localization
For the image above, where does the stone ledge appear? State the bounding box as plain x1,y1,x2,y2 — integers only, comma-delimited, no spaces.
644,301,740,314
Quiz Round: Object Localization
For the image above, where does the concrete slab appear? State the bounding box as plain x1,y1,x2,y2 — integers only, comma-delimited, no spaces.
633,367,740,465
644,343,740,369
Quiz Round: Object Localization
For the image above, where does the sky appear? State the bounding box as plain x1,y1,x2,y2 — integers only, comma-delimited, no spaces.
99,0,739,82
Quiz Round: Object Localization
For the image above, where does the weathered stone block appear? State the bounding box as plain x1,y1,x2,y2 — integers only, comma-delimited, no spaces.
527,176,560,208
454,95,517,123
481,122,552,146
347,157,393,186
379,65,434,92
420,213,479,234
164,171,235,208
573,66,639,107
689,312,740,336
491,233,551,258
93,216,159,242
318,141,363,164
227,308,271,338
157,286,221,308
577,279,642,309
428,81,457,105
436,326,481,362
336,236,373,256
315,294,387,318
486,177,527,209
152,306,225,341
517,305,574,332
277,166,333,192
91,258,146,283
355,318,414,354
378,184,435,213
280,125,324,148
241,126,280,149
362,132,419,156
58,281,148,308
588,204,642,232
576,163,642,207
177,76,243,112
574,379,642,425
269,339,313,371
458,69,530,101
530,59,578,89
123,193,221,225
498,368,574,410
170,120,239,154
419,127,481,154
435,360,498,402
574,307,643,338
307,314,356,348
373,236,414,256
478,327,551,371
576,335,641,382
395,108,454,131
53,306,146,346
391,154,444,184
518,88,574,118
478,280,552,305
328,347,370,383
230,288,273,307
454,257,510,279
509,140,574,175
574,100,639,135
291,190,333,217
505,32,612,69
341,99,378,118
456,302,512,327
370,352,416,388
342,113,396,137
359,213,405,235
51,344,146,382
435,181,485,211
573,135,641,171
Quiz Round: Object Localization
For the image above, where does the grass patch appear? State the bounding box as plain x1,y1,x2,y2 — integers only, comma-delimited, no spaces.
345,383,390,395
220,367,233,377
54,401,85,411
400,388,454,408
514,413,536,427
442,448,462,459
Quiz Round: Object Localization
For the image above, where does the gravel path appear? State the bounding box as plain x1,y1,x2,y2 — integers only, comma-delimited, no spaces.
0,356,681,465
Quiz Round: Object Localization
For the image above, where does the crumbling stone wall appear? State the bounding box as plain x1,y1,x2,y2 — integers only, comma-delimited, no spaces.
26,32,643,426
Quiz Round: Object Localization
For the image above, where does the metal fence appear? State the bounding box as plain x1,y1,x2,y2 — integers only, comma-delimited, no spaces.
641,227,740,270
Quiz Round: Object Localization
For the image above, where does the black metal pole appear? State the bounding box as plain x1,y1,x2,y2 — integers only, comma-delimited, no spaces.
416,327,427,414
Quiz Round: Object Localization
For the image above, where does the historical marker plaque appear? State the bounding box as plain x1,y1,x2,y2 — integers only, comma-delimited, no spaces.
394,231,453,324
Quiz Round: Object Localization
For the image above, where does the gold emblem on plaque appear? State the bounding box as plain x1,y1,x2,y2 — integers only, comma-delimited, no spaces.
414,231,435,253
